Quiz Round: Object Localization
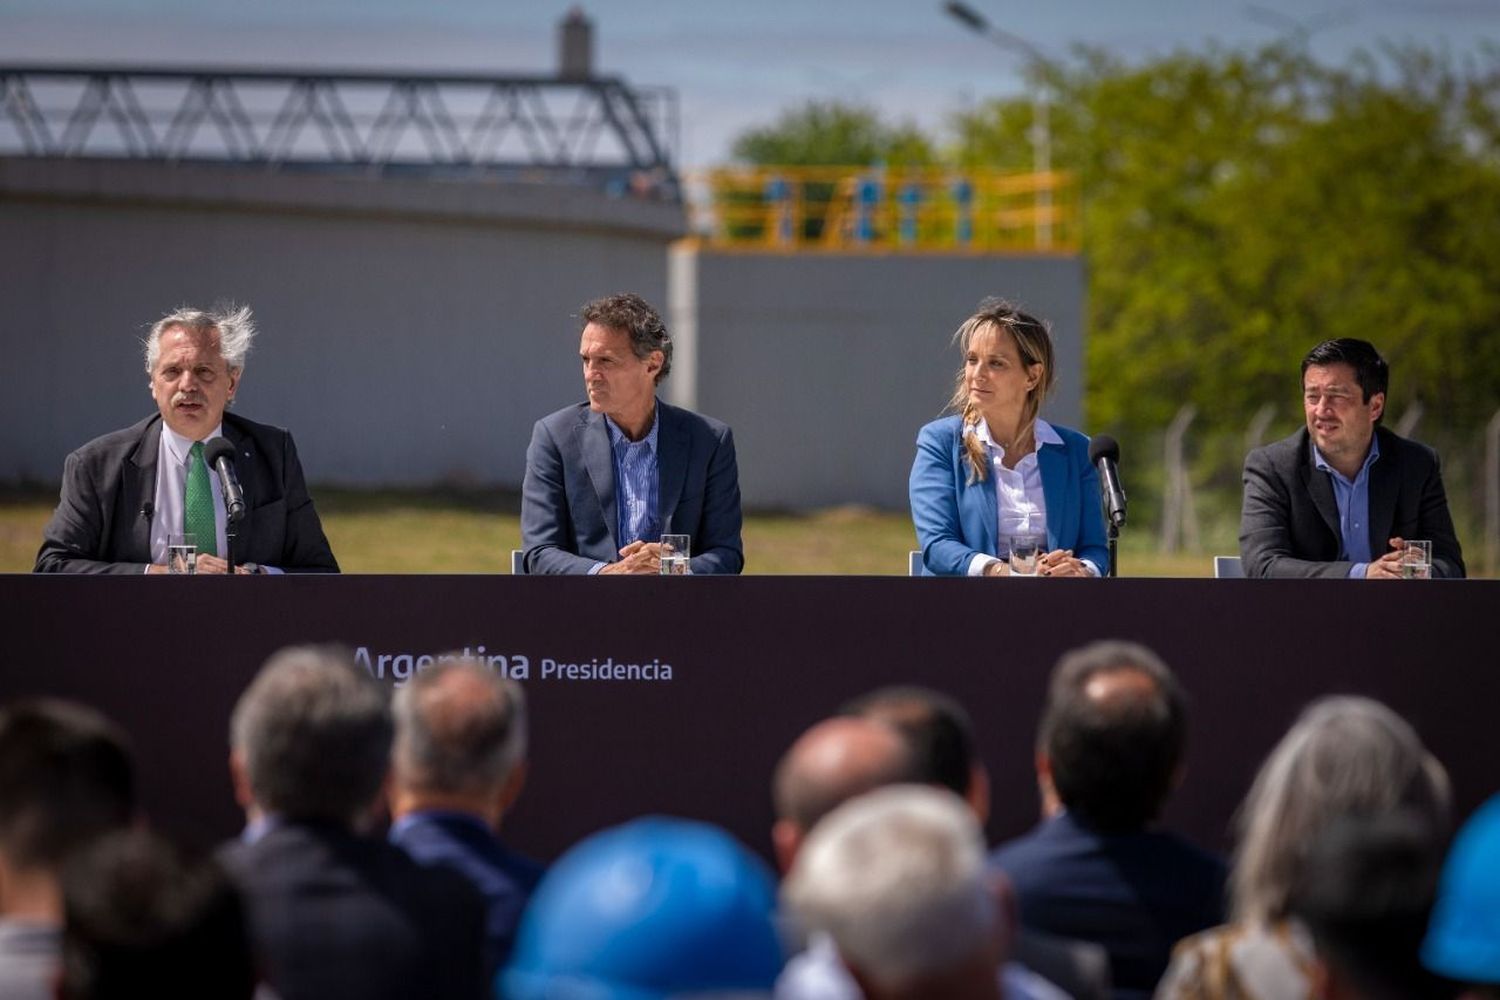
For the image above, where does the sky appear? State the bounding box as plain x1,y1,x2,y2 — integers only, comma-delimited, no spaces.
2,0,1498,170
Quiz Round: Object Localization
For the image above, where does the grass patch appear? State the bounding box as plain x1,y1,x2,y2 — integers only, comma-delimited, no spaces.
2,487,1233,576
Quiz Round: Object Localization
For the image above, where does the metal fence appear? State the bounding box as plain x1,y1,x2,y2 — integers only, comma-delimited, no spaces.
683,165,1079,253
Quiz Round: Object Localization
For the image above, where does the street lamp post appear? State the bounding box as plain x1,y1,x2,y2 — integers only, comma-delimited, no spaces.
944,1,1055,248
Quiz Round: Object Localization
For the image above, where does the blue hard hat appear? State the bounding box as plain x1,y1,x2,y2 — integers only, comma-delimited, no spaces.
1423,793,1500,983
501,816,784,999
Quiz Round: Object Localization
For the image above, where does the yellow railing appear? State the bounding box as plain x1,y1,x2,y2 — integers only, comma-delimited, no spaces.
682,165,1079,253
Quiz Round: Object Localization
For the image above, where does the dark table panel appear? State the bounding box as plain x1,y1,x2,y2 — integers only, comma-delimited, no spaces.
1,576,1495,861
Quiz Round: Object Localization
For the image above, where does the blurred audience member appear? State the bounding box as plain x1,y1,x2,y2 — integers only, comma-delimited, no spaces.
990,640,1225,999
0,700,135,1000
502,816,783,998
390,660,543,979
772,716,919,873
841,686,990,822
1287,813,1451,1000
59,828,255,1000
784,785,1009,1000
1423,793,1500,999
773,712,1069,1000
1156,696,1450,1000
220,645,486,1000
843,685,1110,999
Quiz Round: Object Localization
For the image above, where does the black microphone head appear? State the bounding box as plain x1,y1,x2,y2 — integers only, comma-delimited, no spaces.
1089,434,1120,465
203,437,237,466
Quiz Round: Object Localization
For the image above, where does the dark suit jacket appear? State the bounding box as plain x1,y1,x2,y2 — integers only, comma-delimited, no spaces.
1240,427,1464,579
990,812,1227,1000
389,811,544,980
520,399,743,575
34,412,338,574
219,821,487,1000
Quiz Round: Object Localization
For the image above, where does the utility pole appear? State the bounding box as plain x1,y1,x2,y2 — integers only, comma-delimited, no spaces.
943,1,1055,248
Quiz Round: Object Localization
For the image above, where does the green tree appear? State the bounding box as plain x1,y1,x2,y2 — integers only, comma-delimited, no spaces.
951,43,1500,442
730,100,935,166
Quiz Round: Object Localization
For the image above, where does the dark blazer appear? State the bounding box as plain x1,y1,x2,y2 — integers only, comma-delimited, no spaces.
389,812,544,980
520,399,743,575
990,812,1227,1000
1240,427,1464,579
219,821,487,1000
34,412,338,574
909,416,1109,576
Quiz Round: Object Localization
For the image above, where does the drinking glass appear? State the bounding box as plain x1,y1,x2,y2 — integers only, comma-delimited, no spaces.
660,534,691,575
168,533,197,575
1006,532,1047,577
1399,539,1432,580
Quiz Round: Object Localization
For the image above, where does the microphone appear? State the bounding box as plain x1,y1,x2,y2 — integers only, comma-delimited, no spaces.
140,501,154,522
203,437,246,526
1089,435,1127,530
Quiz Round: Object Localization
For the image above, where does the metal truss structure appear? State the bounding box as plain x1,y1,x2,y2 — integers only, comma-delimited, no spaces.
0,65,679,195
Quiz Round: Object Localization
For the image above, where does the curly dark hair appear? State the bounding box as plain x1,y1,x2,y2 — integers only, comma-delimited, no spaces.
580,293,672,385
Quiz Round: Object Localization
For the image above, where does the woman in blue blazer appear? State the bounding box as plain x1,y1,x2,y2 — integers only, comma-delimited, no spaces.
909,298,1108,577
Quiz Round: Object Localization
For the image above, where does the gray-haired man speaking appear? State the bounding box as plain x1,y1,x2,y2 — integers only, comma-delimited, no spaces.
35,304,337,574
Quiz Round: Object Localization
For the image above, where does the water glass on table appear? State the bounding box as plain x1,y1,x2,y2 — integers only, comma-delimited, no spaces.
1399,539,1432,580
168,533,197,575
660,534,691,575
1006,532,1047,577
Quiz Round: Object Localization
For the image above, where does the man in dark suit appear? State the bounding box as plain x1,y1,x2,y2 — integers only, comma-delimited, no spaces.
219,646,486,1000
1240,337,1463,579
34,305,337,575
389,659,543,981
520,293,742,574
989,641,1226,1000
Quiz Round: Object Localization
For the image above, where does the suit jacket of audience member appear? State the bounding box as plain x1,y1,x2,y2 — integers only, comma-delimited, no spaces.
220,820,486,1000
1239,426,1464,579
909,416,1109,576
520,399,743,575
389,811,545,980
34,413,339,574
989,811,1227,1000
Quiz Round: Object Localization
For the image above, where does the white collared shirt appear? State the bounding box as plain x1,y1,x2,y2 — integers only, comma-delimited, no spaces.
149,423,227,565
966,419,1060,577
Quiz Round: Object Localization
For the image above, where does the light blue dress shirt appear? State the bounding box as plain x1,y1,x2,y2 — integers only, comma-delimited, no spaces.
1312,434,1381,578
606,408,661,546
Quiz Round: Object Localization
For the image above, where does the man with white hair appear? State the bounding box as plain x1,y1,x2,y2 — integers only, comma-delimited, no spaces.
784,785,1055,1000
35,303,337,574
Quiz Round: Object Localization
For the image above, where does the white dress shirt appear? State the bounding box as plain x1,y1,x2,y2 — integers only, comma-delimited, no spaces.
150,423,227,565
965,418,1060,577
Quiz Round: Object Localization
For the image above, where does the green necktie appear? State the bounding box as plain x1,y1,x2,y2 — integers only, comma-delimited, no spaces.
184,441,218,557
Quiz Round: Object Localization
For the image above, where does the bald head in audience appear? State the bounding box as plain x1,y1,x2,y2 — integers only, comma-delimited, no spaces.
771,716,918,873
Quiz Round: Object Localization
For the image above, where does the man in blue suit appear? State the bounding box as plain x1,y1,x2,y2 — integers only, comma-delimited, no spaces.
390,660,542,981
989,641,1226,1000
520,293,743,575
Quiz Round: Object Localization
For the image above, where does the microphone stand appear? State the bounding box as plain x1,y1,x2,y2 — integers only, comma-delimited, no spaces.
225,509,242,575
1107,517,1119,578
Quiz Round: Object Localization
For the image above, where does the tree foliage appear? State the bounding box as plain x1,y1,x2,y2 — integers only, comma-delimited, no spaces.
949,43,1500,441
728,48,1500,445
730,100,936,167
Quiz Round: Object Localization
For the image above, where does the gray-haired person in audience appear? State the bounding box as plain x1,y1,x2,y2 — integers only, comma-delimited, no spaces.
218,645,486,1000
772,714,1067,1000
0,700,136,1000
1155,695,1451,1000
389,659,543,980
784,785,1020,1000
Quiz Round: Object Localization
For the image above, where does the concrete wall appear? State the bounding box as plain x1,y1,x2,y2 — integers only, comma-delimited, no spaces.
669,246,1088,510
1,160,1088,512
0,158,683,486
